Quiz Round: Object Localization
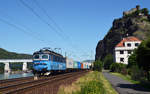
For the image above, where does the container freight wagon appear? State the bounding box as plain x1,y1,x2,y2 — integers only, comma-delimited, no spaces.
81,63,84,69
77,62,81,69
66,58,74,72
73,61,79,71
82,62,87,69
73,61,78,68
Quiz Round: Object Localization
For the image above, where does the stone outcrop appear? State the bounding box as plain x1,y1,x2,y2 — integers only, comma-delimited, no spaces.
95,6,150,60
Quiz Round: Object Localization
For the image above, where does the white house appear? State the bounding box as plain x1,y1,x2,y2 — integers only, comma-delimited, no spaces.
114,36,141,64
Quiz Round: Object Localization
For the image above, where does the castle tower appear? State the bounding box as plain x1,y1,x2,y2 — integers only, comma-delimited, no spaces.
136,5,140,10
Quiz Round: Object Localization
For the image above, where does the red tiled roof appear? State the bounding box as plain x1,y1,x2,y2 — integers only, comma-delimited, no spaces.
116,36,141,47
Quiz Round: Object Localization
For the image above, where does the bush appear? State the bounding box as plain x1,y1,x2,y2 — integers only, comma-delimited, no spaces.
128,49,137,68
93,60,103,72
130,65,145,81
110,63,120,72
0,63,4,73
121,67,128,75
103,54,113,69
110,63,127,73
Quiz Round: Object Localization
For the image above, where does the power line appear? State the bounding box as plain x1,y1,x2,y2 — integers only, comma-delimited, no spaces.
20,0,79,56
20,0,77,47
0,9,62,47
19,0,91,60
33,0,71,40
20,0,68,41
0,17,53,46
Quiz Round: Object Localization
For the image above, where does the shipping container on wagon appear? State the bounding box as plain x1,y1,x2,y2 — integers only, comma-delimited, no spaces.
82,62,88,69
87,64,89,69
81,63,84,69
73,61,78,68
66,58,74,69
77,62,81,69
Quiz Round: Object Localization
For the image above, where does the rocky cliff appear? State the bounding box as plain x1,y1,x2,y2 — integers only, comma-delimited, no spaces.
95,6,150,60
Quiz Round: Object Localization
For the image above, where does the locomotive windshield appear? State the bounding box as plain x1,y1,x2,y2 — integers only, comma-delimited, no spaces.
33,54,49,60
41,54,49,60
33,54,40,59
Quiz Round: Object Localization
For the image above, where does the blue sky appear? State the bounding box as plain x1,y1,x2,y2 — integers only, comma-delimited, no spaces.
0,0,150,61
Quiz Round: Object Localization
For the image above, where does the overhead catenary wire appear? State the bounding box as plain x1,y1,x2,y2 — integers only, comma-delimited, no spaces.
33,0,71,40
0,17,53,46
20,0,78,52
19,0,67,41
32,0,89,59
19,0,79,57
19,0,92,61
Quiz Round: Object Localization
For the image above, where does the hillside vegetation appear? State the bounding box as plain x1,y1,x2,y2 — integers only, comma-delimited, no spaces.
0,48,32,59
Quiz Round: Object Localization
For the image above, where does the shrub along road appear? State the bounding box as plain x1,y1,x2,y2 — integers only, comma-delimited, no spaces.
103,71,150,94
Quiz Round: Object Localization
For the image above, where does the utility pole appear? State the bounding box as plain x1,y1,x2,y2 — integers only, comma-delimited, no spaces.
65,52,67,57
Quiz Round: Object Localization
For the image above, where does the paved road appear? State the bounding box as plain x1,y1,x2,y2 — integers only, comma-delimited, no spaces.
103,71,150,94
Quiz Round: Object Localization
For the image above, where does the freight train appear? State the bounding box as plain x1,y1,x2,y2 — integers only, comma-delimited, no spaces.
32,48,90,76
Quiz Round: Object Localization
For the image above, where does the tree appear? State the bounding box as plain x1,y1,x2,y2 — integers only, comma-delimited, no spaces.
136,38,150,81
141,8,149,16
93,60,103,72
0,63,4,73
103,54,113,69
127,49,137,68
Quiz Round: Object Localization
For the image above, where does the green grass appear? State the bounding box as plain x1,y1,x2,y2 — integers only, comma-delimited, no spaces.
111,73,139,84
111,72,150,90
57,71,118,94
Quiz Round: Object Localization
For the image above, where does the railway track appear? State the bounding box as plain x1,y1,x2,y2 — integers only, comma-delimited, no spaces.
0,76,34,87
0,76,33,84
0,71,87,94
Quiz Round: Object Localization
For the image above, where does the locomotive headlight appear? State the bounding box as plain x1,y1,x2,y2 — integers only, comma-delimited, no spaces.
43,63,47,65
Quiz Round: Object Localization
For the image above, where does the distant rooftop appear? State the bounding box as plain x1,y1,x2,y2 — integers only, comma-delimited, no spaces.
116,36,141,47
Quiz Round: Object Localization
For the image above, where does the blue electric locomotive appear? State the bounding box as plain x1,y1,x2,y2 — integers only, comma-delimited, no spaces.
32,48,66,76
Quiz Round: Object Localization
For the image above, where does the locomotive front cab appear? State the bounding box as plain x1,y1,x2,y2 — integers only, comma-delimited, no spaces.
33,54,50,75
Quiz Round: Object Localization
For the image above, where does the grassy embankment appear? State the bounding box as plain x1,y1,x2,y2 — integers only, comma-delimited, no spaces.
111,72,150,89
58,71,118,94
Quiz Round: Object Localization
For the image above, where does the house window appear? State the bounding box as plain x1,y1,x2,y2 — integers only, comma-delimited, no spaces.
120,51,124,54
127,43,131,47
120,58,124,62
128,50,132,54
135,43,139,47
123,43,125,46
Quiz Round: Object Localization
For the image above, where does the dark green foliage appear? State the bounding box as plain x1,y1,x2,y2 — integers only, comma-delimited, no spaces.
136,38,150,81
110,63,119,72
128,49,137,68
0,48,32,59
121,67,128,75
0,63,5,73
80,81,106,94
27,62,33,70
10,63,22,71
103,54,113,69
141,8,149,16
110,63,126,73
130,65,144,81
93,60,103,72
